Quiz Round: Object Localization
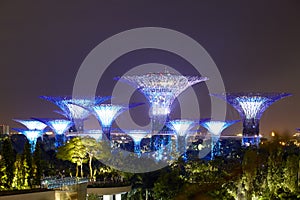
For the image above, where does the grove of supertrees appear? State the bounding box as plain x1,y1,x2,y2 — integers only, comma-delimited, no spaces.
1,70,296,200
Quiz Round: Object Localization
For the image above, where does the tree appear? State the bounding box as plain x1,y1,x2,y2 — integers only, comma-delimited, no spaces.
57,137,88,177
12,154,23,189
33,143,42,186
81,137,110,180
283,154,298,193
1,137,15,188
0,155,7,190
153,169,184,200
23,141,33,188
241,149,258,200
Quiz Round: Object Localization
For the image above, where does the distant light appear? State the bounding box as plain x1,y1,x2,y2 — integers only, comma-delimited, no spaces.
271,131,276,137
293,132,300,137
236,133,243,137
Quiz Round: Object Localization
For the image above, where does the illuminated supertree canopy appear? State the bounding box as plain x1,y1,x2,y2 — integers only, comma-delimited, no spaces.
167,120,198,159
210,93,291,121
13,128,43,153
40,96,111,120
14,119,47,130
200,120,239,159
92,104,128,128
88,103,142,140
167,120,197,137
116,72,208,116
211,92,291,146
35,119,73,135
126,130,149,157
34,118,74,148
200,120,239,136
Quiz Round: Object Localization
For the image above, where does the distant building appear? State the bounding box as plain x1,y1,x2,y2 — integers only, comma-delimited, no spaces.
0,124,9,135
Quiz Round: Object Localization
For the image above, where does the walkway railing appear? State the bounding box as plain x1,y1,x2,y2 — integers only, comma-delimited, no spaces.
41,177,88,190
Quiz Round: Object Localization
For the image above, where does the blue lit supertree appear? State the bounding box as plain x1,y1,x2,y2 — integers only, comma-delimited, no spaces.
89,104,141,141
35,119,73,148
126,130,149,157
13,128,43,153
40,96,110,132
116,72,208,132
14,119,47,131
200,120,239,159
211,93,291,146
167,120,197,160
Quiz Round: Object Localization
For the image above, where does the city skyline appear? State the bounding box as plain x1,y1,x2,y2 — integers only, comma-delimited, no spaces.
0,1,299,136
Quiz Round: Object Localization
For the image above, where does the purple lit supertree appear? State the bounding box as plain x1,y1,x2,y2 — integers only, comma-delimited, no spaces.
211,93,291,146
200,120,239,159
40,96,110,132
14,119,47,131
34,119,73,148
167,120,197,159
126,130,149,157
13,128,43,153
116,72,208,132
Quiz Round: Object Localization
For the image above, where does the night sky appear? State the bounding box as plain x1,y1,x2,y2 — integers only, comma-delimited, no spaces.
0,1,299,136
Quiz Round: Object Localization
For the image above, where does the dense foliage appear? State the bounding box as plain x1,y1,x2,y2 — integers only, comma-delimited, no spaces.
1,134,300,200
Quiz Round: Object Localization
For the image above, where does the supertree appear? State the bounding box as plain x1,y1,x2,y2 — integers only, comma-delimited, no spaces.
40,96,110,132
126,130,149,157
34,119,73,148
14,119,47,131
211,92,291,146
13,128,43,153
88,103,142,141
167,119,198,160
200,120,239,159
116,72,208,132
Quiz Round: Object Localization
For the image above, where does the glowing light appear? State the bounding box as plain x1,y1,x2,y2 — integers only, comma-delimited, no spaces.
200,120,239,136
167,120,197,136
211,93,291,120
116,72,208,116
42,119,73,135
126,130,149,157
271,131,276,137
40,96,111,119
210,92,291,146
92,104,126,128
127,130,149,143
200,120,239,160
13,128,42,152
14,119,47,130
34,119,73,148
23,130,42,142
167,120,197,160
293,131,300,137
